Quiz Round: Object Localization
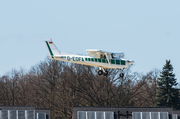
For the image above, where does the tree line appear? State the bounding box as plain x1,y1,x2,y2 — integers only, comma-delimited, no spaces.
0,58,179,119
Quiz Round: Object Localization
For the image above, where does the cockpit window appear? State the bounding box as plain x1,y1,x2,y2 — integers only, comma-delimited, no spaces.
111,54,116,58
100,55,106,59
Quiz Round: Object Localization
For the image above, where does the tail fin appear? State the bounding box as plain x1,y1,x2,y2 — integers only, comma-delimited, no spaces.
44,39,61,59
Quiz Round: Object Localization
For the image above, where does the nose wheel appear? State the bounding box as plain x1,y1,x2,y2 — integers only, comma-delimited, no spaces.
119,69,124,78
120,73,124,78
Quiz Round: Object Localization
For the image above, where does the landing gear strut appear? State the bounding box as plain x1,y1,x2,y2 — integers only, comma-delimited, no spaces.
119,69,124,78
98,67,108,76
103,70,108,76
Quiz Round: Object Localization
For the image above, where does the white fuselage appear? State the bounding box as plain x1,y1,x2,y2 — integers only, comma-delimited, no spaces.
52,55,130,69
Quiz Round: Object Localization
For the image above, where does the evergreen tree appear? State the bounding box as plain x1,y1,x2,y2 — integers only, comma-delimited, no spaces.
155,60,180,109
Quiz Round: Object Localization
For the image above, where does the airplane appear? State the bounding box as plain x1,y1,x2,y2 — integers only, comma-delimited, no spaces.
44,39,134,77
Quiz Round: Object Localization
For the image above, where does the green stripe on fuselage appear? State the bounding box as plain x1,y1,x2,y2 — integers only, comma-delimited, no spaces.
64,56,126,65
79,57,126,65
46,41,54,58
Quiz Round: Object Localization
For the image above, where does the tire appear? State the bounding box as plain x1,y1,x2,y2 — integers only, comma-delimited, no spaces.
103,70,108,76
120,73,124,78
98,70,103,75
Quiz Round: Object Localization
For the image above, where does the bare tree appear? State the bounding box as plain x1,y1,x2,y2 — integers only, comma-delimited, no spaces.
0,58,161,119
130,69,160,106
0,69,21,106
29,58,65,119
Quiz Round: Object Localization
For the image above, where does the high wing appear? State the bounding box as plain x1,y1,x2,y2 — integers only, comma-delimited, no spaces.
86,49,124,58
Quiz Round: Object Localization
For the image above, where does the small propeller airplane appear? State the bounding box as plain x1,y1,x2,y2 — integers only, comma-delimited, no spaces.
44,39,134,77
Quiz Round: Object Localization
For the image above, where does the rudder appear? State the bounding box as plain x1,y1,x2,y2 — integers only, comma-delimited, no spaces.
44,39,61,59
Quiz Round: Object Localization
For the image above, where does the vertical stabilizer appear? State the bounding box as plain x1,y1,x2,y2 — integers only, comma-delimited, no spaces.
44,39,61,59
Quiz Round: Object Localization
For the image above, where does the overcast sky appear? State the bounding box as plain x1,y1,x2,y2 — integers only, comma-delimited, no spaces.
0,0,180,81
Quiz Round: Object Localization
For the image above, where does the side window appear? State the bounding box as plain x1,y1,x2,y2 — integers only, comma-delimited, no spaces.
98,58,101,63
116,60,120,65
111,54,115,59
91,58,94,62
111,60,115,64
100,55,103,59
102,59,106,63
121,60,126,65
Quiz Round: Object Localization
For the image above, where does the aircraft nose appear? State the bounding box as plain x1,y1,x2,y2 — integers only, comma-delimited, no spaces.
127,60,134,65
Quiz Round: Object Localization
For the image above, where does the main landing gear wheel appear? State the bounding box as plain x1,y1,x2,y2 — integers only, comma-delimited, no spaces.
120,73,124,78
103,70,108,76
98,70,103,75
98,67,109,76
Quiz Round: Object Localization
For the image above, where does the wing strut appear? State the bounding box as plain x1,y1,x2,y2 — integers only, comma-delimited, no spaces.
105,53,111,67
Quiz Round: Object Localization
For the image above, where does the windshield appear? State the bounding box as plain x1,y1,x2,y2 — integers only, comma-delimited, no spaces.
111,54,116,58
